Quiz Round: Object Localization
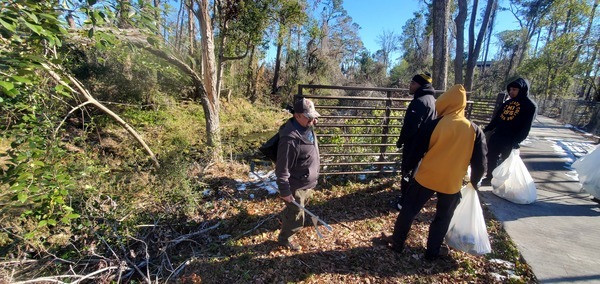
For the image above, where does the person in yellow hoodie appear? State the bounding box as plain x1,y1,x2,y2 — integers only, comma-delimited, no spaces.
388,84,488,260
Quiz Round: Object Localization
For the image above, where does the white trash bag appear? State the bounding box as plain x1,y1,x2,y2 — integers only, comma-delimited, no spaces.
491,149,537,204
445,183,492,255
572,145,600,199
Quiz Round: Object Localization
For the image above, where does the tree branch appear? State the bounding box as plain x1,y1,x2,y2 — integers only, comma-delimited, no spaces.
12,266,119,284
168,222,221,246
41,62,160,169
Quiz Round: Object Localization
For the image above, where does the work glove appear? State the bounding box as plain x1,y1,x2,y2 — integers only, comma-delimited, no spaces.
396,139,402,149
400,175,410,191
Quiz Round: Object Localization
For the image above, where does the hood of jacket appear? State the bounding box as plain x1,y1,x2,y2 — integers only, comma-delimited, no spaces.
435,84,466,118
507,77,530,99
414,84,435,99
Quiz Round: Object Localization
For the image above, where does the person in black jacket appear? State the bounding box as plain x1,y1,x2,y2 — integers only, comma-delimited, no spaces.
387,84,487,260
392,73,437,209
481,77,537,186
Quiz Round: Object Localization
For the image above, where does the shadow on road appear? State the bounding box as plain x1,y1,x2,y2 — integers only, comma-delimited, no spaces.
479,190,600,222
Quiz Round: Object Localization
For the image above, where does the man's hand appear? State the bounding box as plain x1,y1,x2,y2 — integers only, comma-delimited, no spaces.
512,143,520,149
280,194,295,203
396,140,402,149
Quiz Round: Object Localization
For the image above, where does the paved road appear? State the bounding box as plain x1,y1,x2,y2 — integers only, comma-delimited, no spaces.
479,115,600,284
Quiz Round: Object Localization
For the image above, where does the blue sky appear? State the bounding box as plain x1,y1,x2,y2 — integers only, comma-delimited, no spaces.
343,0,521,58
343,0,427,53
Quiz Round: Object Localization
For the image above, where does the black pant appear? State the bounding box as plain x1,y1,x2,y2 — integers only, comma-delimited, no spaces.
399,145,413,204
392,180,461,257
486,138,512,179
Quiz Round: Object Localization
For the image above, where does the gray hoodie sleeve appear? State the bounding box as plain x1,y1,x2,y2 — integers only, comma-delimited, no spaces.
275,136,297,197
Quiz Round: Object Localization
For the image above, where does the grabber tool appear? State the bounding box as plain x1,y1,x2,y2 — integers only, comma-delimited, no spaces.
250,161,333,238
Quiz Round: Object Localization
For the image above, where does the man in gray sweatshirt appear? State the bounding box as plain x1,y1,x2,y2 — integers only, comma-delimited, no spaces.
276,97,321,250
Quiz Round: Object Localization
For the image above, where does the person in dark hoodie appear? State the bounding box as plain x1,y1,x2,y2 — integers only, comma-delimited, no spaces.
386,84,487,260
392,73,437,210
481,77,537,186
275,97,321,251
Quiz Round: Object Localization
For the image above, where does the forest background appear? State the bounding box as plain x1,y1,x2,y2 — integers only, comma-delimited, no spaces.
1,0,599,282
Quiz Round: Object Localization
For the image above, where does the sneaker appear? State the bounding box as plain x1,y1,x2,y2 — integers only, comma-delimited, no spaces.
424,245,449,260
278,240,301,251
480,177,492,186
388,196,403,211
380,233,404,253
389,242,405,254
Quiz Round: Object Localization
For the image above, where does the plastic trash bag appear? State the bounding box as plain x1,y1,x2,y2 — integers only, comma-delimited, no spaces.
572,145,600,199
445,183,492,255
491,149,537,204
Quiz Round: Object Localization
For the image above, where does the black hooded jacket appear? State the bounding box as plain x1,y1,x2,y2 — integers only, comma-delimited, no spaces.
396,84,437,149
484,78,537,146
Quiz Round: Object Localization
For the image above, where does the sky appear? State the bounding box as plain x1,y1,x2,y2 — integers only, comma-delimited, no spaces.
343,0,521,59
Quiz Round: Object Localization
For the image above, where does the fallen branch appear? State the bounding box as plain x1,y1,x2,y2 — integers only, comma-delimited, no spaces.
165,258,190,282
53,101,92,138
129,236,151,283
0,259,38,266
40,62,160,169
12,265,119,284
169,222,221,246
235,214,277,240
331,217,352,230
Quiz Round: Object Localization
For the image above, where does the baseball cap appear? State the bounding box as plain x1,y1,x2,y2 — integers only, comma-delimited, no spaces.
293,98,320,119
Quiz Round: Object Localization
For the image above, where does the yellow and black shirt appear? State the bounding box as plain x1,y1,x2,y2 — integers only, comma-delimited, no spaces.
484,78,537,146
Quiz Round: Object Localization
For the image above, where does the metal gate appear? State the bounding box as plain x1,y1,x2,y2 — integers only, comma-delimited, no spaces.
297,84,500,177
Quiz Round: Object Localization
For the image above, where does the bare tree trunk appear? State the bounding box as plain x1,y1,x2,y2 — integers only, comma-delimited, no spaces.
504,45,520,81
66,13,76,29
118,0,132,29
432,0,451,91
584,39,600,101
454,0,467,85
271,41,283,94
515,22,539,71
198,0,222,162
153,0,161,33
570,0,598,68
482,7,496,75
465,0,497,91
175,0,185,52
188,0,195,55
246,46,257,102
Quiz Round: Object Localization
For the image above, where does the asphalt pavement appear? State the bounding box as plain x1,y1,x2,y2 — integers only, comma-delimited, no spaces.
479,115,600,283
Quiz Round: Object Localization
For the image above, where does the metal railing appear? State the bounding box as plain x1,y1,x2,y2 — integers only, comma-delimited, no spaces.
297,84,500,177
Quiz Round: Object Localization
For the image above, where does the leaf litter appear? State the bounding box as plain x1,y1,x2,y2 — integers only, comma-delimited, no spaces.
180,175,536,283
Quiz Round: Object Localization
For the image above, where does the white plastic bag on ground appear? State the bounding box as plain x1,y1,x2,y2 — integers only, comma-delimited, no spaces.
572,145,600,199
491,149,537,204
445,183,492,255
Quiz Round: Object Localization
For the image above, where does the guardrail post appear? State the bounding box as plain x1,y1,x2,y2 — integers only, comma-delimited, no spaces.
378,91,393,176
491,92,506,119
